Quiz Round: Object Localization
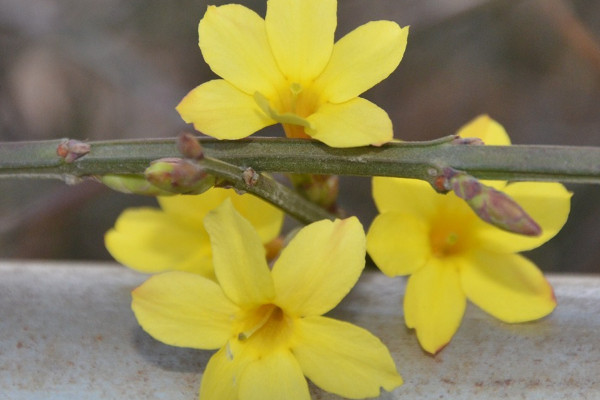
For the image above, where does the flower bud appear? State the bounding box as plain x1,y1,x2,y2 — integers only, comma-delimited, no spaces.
177,132,204,160
57,139,90,163
451,173,541,236
100,174,175,196
289,173,339,212
145,158,215,194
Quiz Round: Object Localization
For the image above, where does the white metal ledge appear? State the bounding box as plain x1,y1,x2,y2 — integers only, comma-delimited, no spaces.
1,261,599,399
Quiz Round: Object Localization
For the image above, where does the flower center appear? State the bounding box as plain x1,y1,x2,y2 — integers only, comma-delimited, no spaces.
254,82,322,139
234,304,293,356
288,82,304,114
430,227,462,257
279,82,320,139
429,209,473,258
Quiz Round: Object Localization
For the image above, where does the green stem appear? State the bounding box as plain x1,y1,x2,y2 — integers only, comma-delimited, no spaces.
199,157,334,224
2,137,599,184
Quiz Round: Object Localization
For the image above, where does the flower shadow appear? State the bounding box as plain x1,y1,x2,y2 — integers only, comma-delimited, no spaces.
131,325,211,374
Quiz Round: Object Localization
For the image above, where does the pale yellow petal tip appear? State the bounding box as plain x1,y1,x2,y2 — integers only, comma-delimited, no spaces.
334,216,365,237
396,24,409,60
104,228,115,245
550,287,558,310
457,114,511,146
371,135,394,147
202,4,224,20
430,342,451,356
197,5,219,49
548,284,558,310
500,301,557,324
131,273,163,301
400,25,410,42
367,20,409,46
382,375,404,393
550,182,574,199
507,280,558,324
175,91,197,125
416,331,452,356
104,229,127,260
130,282,144,299
103,230,120,262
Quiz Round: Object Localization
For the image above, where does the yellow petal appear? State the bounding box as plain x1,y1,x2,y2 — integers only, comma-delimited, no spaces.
456,114,511,145
105,208,213,276
474,182,572,253
315,22,408,103
455,115,511,188
460,251,556,322
372,177,441,217
204,199,275,306
272,217,365,317
159,188,283,245
131,272,238,349
238,351,310,400
404,258,466,354
230,191,284,245
157,188,229,227
199,348,238,400
292,316,403,398
366,211,430,276
199,5,285,98
176,80,275,140
306,97,393,147
265,0,336,84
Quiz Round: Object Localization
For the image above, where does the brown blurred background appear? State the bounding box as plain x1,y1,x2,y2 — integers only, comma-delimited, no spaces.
0,0,598,272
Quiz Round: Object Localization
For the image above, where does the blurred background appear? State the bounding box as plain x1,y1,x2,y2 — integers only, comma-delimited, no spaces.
0,0,598,272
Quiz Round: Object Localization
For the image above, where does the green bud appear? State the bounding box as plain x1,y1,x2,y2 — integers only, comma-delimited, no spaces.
100,174,176,196
289,173,339,212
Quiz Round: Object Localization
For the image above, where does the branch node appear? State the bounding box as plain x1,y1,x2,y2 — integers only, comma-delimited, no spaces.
242,167,260,186
451,136,484,146
57,139,90,163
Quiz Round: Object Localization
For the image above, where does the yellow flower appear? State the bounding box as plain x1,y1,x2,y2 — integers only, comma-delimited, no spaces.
132,200,402,399
366,115,572,354
105,188,283,278
176,0,409,148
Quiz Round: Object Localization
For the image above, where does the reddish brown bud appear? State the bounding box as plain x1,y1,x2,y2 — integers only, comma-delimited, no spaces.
451,172,541,236
145,158,215,194
451,174,483,200
57,139,90,163
177,132,204,160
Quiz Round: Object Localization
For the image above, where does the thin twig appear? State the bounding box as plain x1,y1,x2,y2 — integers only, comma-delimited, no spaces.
1,137,599,184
